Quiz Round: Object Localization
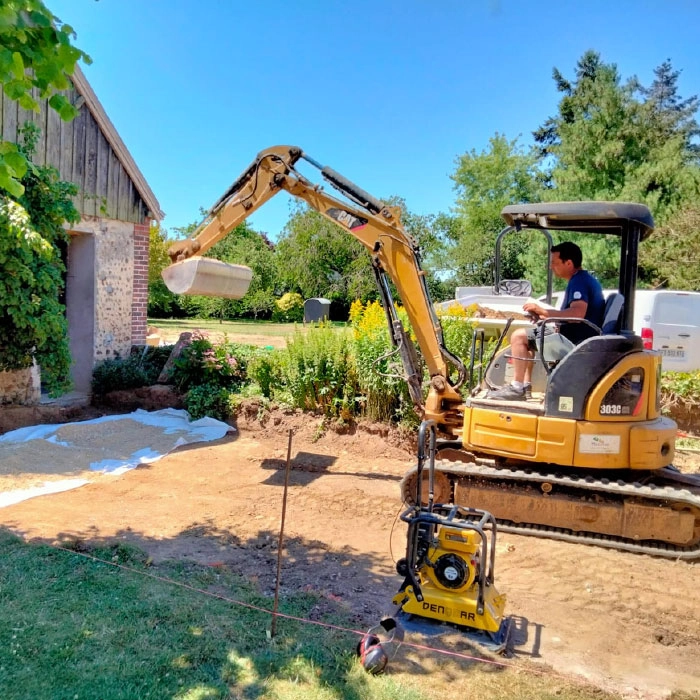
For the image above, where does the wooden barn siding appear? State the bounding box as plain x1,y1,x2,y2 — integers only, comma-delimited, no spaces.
0,86,148,224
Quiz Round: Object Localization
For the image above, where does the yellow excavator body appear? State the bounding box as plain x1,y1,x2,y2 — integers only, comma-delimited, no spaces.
463,352,676,470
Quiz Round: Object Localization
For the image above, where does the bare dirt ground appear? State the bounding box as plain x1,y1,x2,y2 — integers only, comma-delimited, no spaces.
2,327,699,698
1,401,700,699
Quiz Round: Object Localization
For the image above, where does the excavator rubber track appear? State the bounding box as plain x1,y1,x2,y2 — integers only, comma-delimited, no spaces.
400,460,700,560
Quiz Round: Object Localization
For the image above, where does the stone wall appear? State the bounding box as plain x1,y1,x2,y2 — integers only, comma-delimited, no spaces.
72,216,139,361
0,364,40,405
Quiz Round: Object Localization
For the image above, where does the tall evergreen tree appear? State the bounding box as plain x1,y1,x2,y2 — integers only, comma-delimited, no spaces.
637,59,700,157
534,51,700,224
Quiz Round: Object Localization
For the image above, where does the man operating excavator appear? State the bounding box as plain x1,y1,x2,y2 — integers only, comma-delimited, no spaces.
488,241,606,401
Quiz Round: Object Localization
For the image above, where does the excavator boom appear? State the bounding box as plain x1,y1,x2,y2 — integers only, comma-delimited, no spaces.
166,145,465,424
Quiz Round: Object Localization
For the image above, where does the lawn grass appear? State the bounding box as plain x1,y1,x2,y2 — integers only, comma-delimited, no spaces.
0,528,662,700
148,318,347,339
0,530,360,700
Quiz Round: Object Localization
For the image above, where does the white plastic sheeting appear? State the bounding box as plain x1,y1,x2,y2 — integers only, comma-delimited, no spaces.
0,408,233,508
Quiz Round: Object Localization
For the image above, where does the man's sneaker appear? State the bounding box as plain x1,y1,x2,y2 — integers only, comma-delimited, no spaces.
524,383,533,400
487,384,525,401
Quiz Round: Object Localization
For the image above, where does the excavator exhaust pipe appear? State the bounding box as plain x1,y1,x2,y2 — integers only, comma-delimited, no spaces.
161,256,252,299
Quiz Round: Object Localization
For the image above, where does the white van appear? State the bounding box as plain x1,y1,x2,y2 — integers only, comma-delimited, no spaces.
633,290,700,372
545,288,700,371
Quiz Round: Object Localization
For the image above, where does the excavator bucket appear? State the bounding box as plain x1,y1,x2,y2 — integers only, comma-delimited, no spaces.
161,256,252,299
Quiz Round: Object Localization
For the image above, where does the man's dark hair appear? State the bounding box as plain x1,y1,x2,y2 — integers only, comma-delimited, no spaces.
551,241,583,268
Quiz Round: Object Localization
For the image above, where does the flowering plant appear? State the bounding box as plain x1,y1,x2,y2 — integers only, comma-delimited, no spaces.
173,332,247,390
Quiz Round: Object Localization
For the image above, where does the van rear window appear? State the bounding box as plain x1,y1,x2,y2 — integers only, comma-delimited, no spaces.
654,296,699,326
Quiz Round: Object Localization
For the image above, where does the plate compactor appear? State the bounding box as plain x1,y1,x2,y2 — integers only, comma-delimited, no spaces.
392,422,511,654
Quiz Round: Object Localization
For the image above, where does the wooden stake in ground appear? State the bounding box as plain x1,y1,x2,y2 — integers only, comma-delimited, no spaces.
270,429,293,639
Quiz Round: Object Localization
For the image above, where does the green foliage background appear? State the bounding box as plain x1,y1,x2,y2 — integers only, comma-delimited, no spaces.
151,50,700,330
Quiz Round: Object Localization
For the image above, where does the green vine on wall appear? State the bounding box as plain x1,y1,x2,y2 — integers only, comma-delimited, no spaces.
0,2,90,396
0,123,80,395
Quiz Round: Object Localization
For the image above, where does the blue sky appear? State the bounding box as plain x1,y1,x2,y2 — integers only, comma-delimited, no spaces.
48,0,700,240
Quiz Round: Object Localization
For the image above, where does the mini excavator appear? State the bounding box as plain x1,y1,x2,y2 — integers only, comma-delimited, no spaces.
161,146,700,643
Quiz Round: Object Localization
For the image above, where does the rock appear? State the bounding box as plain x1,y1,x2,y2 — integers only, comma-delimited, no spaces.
157,332,193,384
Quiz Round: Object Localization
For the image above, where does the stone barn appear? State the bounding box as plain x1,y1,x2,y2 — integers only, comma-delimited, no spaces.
0,66,163,401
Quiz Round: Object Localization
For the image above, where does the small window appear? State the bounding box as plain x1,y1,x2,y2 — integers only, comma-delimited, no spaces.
599,368,644,417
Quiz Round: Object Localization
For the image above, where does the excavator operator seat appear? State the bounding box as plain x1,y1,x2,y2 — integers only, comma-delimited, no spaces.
601,292,624,335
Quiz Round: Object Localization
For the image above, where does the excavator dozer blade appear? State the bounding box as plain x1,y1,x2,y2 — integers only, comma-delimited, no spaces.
162,256,252,299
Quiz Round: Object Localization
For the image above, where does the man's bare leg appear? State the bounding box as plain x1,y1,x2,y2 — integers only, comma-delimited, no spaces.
487,328,533,400
509,328,532,384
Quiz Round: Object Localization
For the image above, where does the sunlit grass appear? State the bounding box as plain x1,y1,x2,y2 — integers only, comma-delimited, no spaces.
0,528,651,700
148,317,347,339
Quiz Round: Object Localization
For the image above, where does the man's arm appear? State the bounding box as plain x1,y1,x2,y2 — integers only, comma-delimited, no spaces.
523,300,588,320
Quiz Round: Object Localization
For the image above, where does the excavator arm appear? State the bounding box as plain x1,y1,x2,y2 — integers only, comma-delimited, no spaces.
164,145,465,430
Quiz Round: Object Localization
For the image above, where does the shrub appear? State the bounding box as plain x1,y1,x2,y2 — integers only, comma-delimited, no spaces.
139,345,176,384
165,333,264,421
275,323,358,417
272,292,304,322
660,370,700,411
171,333,247,391
184,383,235,421
248,350,282,399
349,300,416,423
90,346,174,395
91,356,150,395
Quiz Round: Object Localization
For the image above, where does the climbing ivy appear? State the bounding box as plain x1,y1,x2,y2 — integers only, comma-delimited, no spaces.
0,123,80,395
0,1,88,396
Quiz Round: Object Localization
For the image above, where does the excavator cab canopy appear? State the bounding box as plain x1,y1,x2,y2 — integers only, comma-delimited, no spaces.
500,201,654,239
500,201,655,334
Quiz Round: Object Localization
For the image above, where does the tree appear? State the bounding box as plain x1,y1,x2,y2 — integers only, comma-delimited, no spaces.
531,51,700,289
147,222,183,317
384,196,453,302
170,220,279,321
274,197,453,317
535,51,700,224
637,59,700,158
207,221,278,320
640,206,700,289
449,133,543,287
0,1,90,196
275,202,376,312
